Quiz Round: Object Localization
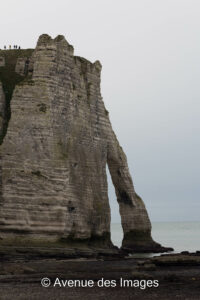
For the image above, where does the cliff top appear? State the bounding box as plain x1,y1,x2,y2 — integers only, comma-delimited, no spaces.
0,49,34,69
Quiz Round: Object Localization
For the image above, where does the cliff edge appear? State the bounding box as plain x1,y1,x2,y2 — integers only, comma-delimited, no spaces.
0,34,171,253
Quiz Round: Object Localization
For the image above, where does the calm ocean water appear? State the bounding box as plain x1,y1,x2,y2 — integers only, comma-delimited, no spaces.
111,222,200,254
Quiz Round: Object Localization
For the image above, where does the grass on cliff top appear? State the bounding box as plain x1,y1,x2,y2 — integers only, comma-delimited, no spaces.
0,50,34,96
0,49,34,63
0,49,34,144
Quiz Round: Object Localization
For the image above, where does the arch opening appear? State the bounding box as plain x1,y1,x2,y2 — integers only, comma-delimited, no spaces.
106,165,123,248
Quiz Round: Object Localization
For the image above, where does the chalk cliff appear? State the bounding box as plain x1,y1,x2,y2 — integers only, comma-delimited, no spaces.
0,34,168,253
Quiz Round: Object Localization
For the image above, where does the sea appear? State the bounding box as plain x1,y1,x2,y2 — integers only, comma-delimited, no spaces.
111,222,200,256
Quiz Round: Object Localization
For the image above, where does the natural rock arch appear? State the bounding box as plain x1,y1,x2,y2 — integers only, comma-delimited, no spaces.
0,34,169,253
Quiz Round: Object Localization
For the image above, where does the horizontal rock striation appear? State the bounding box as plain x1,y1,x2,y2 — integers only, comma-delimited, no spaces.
0,34,169,253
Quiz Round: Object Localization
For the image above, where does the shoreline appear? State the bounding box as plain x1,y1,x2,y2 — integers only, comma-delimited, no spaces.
0,248,200,299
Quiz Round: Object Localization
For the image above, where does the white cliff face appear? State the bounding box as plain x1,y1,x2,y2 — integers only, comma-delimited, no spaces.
0,34,163,252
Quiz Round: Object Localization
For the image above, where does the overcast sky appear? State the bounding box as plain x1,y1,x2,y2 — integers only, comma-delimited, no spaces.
1,0,200,222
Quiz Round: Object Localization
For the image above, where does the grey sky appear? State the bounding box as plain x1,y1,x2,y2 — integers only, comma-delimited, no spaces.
1,0,200,222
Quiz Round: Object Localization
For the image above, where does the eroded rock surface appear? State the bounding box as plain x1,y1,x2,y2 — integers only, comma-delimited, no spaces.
0,34,167,252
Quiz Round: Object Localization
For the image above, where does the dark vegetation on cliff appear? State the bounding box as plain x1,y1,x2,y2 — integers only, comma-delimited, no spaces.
0,49,34,144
